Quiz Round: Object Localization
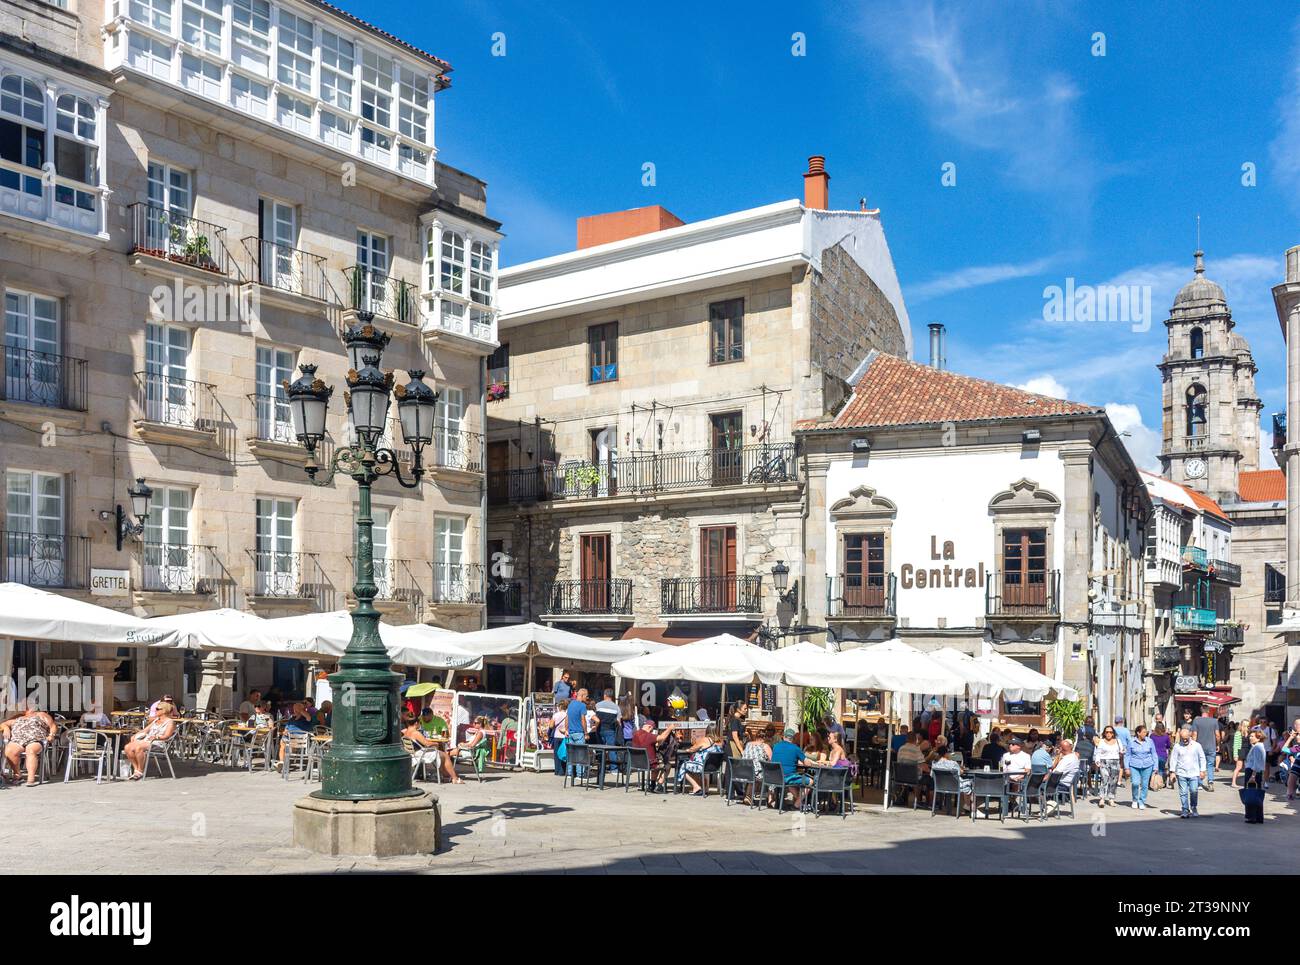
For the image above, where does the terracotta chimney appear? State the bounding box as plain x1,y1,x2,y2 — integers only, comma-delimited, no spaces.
576,205,684,249
803,155,830,209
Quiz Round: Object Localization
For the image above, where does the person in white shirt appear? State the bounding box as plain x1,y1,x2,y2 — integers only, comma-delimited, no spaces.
238,689,261,721
1043,739,1079,815
1168,727,1208,818
79,701,111,728
999,737,1032,787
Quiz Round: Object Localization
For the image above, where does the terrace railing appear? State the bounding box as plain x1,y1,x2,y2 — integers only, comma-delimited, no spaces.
660,575,763,615
986,569,1061,618
128,203,235,276
549,443,798,500
2,531,89,588
543,579,633,616
828,574,897,618
2,346,87,411
344,266,418,326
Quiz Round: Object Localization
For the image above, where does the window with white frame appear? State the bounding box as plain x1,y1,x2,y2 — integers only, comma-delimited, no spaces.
254,497,296,595
181,0,223,56
469,240,492,306
4,290,61,406
5,470,66,587
360,48,393,163
180,53,223,100
276,10,314,93
128,32,174,80
0,74,46,199
231,0,272,76
439,229,465,295
355,230,389,308
52,93,98,210
320,30,355,112
433,515,466,599
144,322,193,425
255,344,295,442
143,486,196,592
276,91,312,136
435,386,464,467
397,64,427,143
129,0,173,33
319,110,353,150
230,72,269,117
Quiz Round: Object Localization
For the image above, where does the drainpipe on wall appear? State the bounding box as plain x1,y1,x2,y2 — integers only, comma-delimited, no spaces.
479,352,488,631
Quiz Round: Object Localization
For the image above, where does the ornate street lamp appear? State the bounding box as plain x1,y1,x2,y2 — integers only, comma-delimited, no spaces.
771,559,798,608
113,478,153,551
283,334,439,803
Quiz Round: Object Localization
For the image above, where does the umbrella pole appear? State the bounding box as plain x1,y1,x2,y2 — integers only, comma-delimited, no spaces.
883,699,893,812
720,683,727,737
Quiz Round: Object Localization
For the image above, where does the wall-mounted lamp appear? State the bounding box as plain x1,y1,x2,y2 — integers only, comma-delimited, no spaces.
101,477,153,551
771,559,799,608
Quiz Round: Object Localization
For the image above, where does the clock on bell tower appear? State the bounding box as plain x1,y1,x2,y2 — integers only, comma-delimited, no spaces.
1157,250,1263,500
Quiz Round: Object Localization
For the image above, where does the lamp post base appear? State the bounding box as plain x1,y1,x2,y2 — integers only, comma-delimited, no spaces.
292,790,440,858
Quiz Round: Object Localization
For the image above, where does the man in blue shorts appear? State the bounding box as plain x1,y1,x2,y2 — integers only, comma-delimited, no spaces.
770,727,819,809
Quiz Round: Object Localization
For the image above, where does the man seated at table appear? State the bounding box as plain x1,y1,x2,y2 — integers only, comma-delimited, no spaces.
771,727,822,808
1000,736,1033,787
1030,737,1055,772
1044,739,1080,815
896,731,925,766
238,689,261,721
630,718,674,791
930,745,972,813
276,702,314,768
313,700,333,728
79,700,112,729
418,705,447,740
890,724,910,752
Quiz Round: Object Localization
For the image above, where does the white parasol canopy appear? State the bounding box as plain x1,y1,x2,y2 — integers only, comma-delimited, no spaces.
927,647,1025,699
975,650,1078,702
611,632,784,685
146,608,481,670
0,583,179,646
454,622,666,664
779,638,967,694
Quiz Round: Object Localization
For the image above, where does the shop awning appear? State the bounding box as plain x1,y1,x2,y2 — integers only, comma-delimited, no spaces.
0,583,180,647
1173,691,1240,708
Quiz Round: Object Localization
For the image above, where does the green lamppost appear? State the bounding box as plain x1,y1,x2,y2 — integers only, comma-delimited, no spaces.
285,317,438,801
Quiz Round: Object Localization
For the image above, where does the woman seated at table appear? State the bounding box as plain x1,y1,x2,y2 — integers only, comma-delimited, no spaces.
122,702,177,780
804,728,829,762
930,746,972,813
678,726,722,796
276,702,314,767
450,716,490,760
741,725,775,803
247,701,274,729
2,700,58,786
402,713,460,784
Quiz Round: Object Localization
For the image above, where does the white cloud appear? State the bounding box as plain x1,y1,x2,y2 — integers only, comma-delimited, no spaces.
1015,374,1071,400
909,254,1064,303
1104,402,1162,472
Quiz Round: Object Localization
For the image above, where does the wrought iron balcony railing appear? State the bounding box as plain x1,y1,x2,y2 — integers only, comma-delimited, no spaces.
1210,559,1241,585
2,531,89,588
344,266,418,326
1180,546,1208,570
430,562,485,605
1214,621,1244,645
137,542,237,605
430,427,484,474
986,570,1061,618
128,202,235,276
1173,605,1216,633
248,391,296,444
243,236,335,304
248,550,327,604
543,579,633,616
487,578,525,619
2,346,88,411
344,556,425,607
828,574,897,618
135,372,222,432
500,443,799,503
660,575,763,615
1153,646,1182,672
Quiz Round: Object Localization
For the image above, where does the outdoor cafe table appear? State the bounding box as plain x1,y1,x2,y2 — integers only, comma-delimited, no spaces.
94,727,135,780
585,744,627,789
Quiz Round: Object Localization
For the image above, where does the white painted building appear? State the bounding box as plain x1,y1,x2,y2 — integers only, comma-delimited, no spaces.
799,351,1151,727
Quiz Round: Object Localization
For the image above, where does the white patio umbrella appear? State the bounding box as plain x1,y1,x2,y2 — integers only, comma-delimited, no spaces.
0,583,180,646
975,650,1078,702
454,622,665,663
256,611,482,670
928,647,1023,700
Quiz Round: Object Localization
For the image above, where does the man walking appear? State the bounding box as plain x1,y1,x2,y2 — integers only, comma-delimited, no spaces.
1191,704,1221,791
1169,726,1208,818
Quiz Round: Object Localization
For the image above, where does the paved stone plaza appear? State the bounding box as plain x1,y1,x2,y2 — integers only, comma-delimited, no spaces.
2,764,1294,874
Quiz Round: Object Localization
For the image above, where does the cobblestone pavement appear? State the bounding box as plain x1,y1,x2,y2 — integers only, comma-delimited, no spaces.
2,763,1293,874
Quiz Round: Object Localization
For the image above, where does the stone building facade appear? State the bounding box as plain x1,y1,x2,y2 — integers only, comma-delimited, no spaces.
485,159,912,707
0,0,499,711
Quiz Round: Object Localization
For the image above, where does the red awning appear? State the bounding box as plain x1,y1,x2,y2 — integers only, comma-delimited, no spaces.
1173,691,1241,708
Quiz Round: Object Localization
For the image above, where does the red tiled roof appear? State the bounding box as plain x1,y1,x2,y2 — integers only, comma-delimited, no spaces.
799,352,1102,432
306,1,452,75
1185,488,1230,523
1238,469,1285,503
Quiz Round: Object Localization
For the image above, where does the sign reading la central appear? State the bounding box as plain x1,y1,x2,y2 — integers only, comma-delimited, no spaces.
899,536,988,590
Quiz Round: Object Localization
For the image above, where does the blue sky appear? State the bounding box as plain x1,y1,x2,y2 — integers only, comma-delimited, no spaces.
351,0,1299,471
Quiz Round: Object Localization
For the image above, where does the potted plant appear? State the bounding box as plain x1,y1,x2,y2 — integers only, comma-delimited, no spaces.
487,380,508,402
797,687,833,741
1046,698,1085,739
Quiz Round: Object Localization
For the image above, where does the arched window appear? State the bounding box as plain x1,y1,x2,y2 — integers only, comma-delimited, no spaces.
1186,384,1207,438
0,74,45,124
1190,327,1204,359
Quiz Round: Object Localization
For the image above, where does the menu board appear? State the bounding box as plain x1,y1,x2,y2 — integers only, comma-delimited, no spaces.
427,689,457,740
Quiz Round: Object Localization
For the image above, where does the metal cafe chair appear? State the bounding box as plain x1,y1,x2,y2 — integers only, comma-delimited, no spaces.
968,770,1008,822
563,743,594,789
930,767,964,818
624,747,655,794
888,761,925,808
810,765,854,818
63,728,111,784
725,756,760,806
142,738,177,779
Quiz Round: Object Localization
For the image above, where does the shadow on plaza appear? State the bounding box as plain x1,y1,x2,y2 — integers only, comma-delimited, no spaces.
506,786,1297,876
439,800,577,847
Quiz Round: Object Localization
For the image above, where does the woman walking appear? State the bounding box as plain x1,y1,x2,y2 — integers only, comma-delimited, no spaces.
1125,725,1158,809
1242,729,1267,824
1094,724,1123,807
1151,722,1172,790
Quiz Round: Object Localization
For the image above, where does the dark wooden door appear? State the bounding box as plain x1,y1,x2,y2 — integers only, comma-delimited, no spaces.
700,525,737,610
843,533,885,612
1002,528,1047,606
710,411,743,485
580,533,610,611
487,440,510,502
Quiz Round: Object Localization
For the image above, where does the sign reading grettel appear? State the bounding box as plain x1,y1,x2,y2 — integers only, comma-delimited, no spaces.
90,568,130,596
